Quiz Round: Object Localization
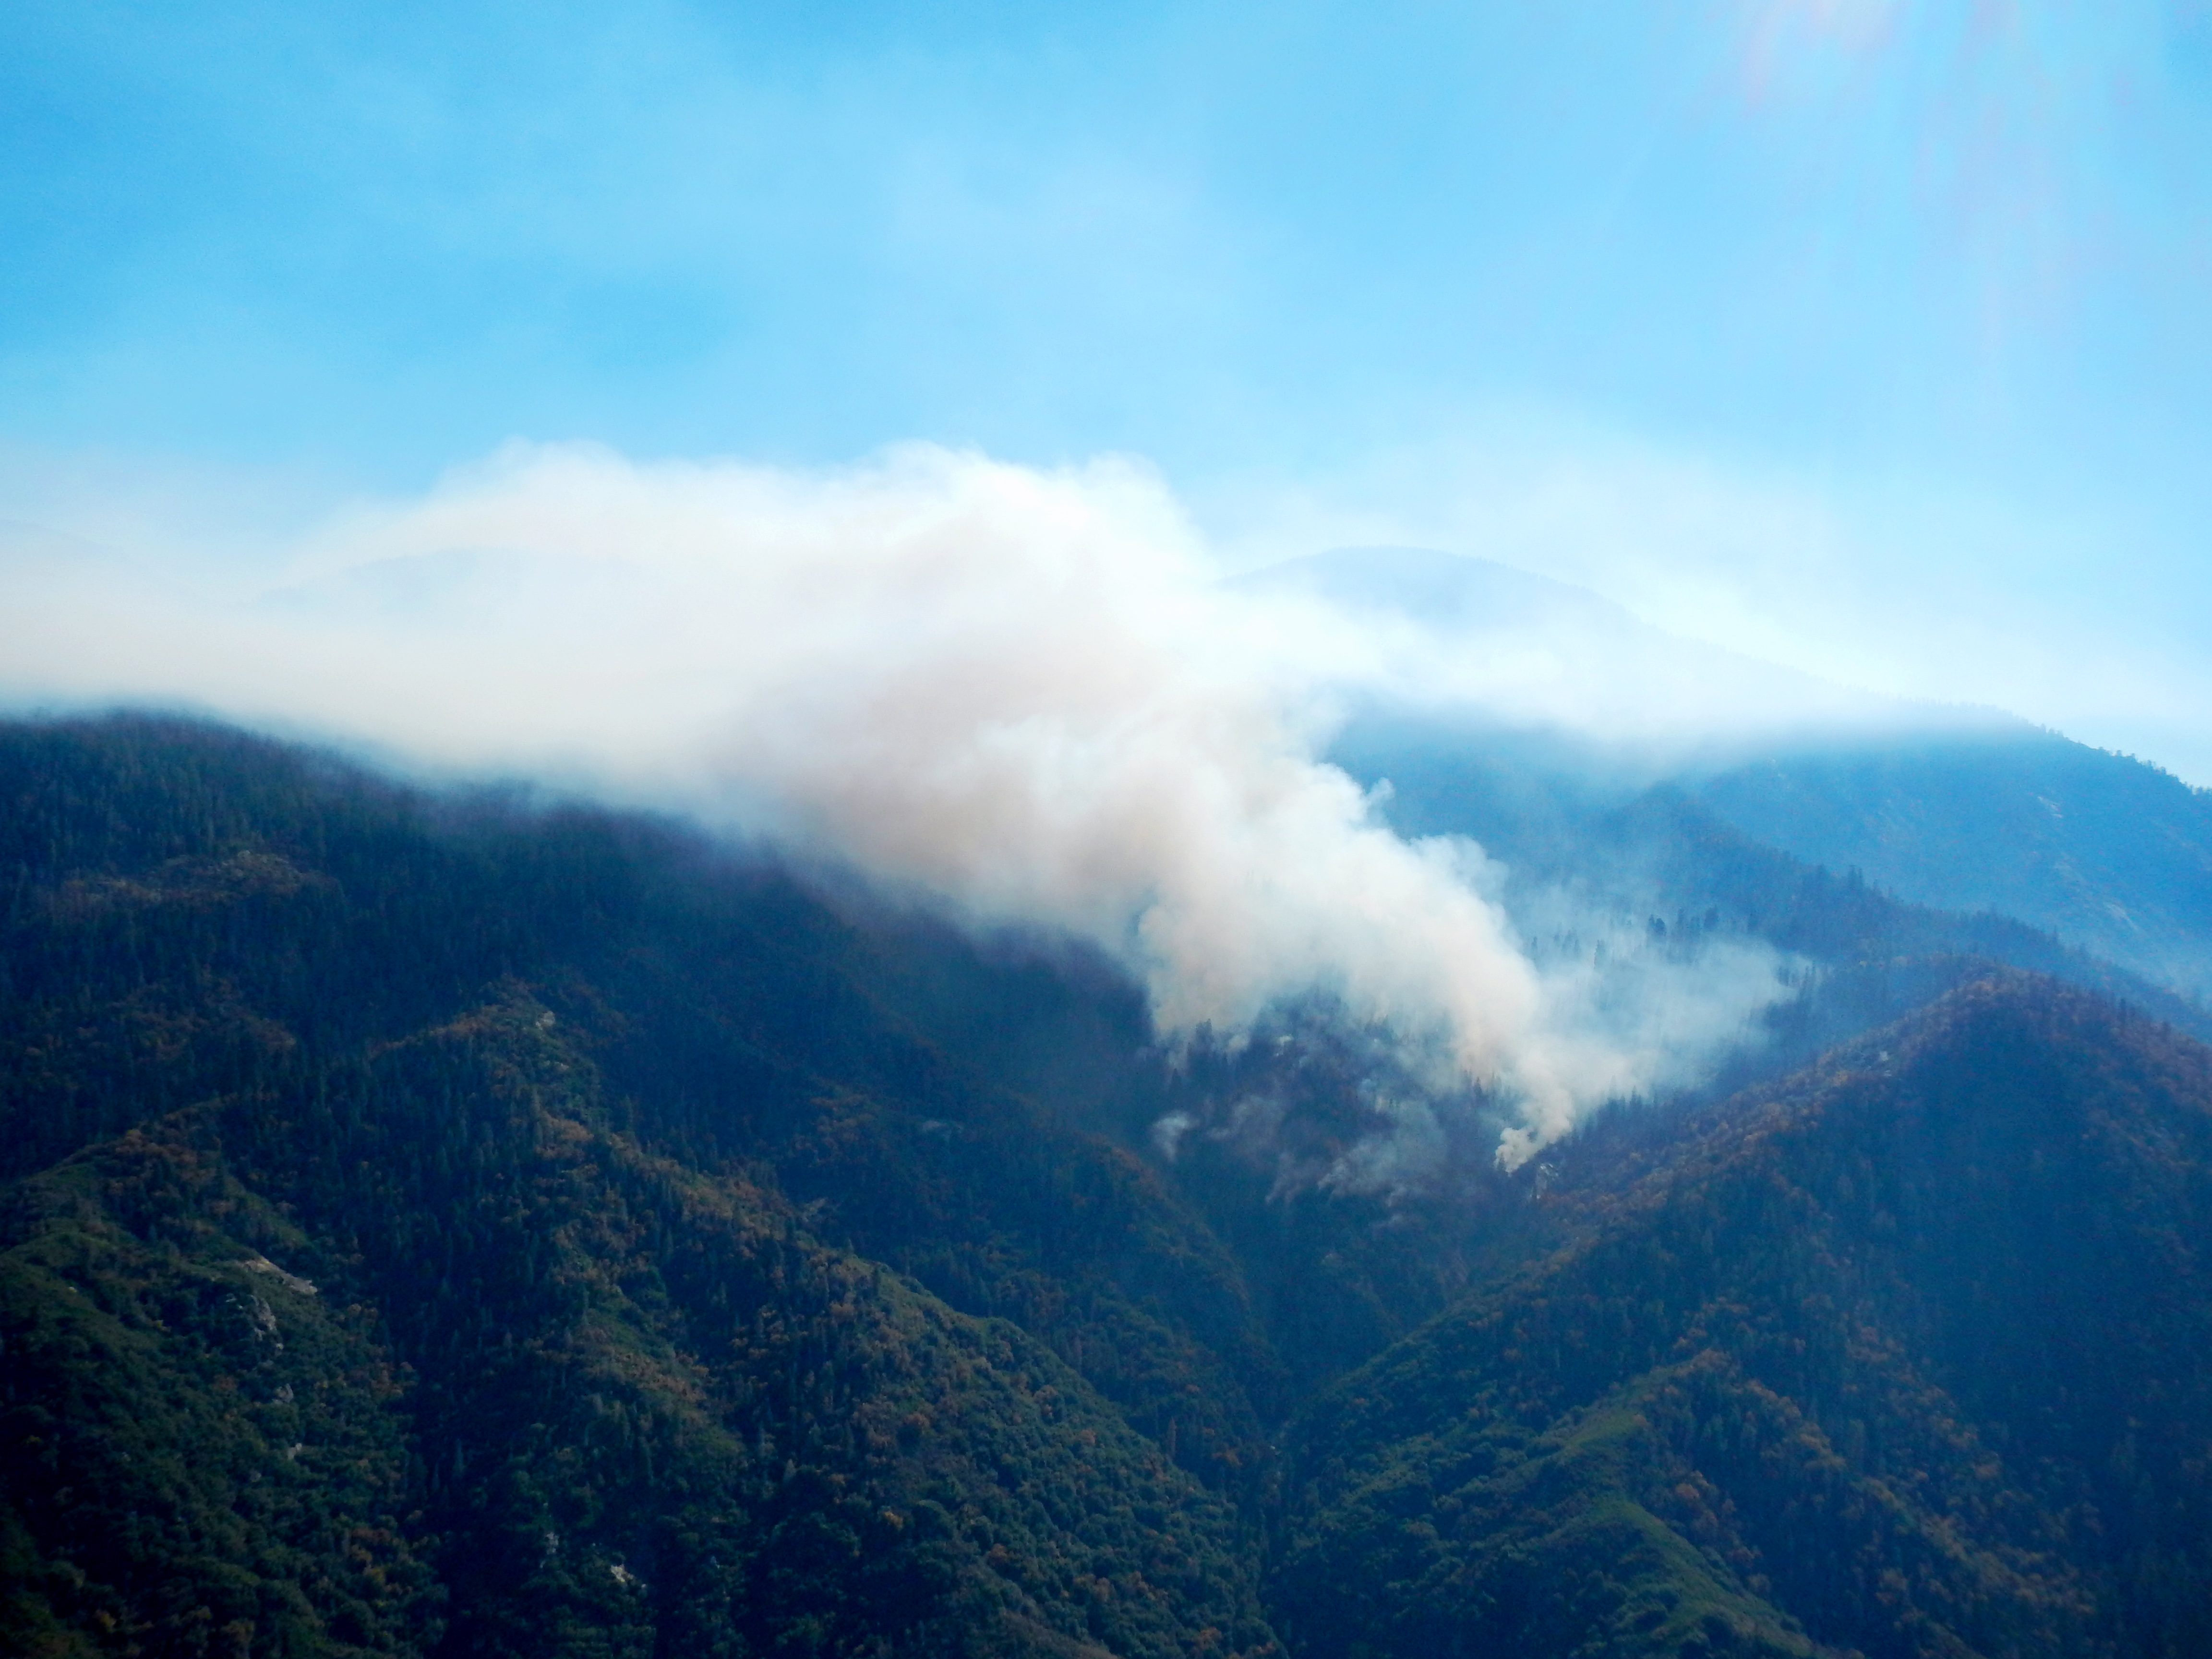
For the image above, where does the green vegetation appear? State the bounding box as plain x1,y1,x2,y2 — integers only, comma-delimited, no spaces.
1277,976,2212,1658
1338,718,2212,1053
6,714,2212,1658
3,983,1277,1659
0,716,1279,1657
1,1131,432,1657
1695,732,2212,999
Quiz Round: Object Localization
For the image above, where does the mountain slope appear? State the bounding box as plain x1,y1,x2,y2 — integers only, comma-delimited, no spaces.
1255,544,2212,1009
1336,715,2212,1065
1695,733,2212,999
1276,974,2212,1658
12,713,2212,1659
1,985,1279,1659
0,713,1294,1475
0,1131,433,1658
0,714,1291,1657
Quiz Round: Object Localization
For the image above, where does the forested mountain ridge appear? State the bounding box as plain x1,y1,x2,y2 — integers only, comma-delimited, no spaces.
1336,718,2212,1065
1692,733,2212,1000
1271,546,2212,1009
1276,974,2212,1659
0,715,1285,1657
2,990,1275,1658
6,713,2212,1659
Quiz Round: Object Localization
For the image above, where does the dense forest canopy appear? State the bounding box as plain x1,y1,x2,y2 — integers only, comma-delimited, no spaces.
5,713,2211,1659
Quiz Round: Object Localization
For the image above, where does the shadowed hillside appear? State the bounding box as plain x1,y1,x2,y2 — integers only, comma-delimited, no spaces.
1695,733,2212,1000
7,715,2212,1658
1262,546,2212,1012
0,715,1285,1657
1276,975,2212,1659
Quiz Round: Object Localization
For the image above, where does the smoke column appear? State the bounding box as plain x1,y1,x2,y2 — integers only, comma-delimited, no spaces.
0,440,1788,1165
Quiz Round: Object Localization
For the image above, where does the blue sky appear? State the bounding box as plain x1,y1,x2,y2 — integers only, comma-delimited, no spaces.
5,0,2212,774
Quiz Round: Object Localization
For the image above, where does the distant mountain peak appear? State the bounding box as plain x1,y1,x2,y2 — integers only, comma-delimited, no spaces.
1235,544,1982,757
1232,544,1639,635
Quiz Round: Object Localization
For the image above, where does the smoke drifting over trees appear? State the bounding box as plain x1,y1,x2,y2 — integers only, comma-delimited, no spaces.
0,442,1818,1162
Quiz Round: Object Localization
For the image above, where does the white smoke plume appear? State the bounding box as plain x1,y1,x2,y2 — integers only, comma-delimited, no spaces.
0,440,1793,1166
